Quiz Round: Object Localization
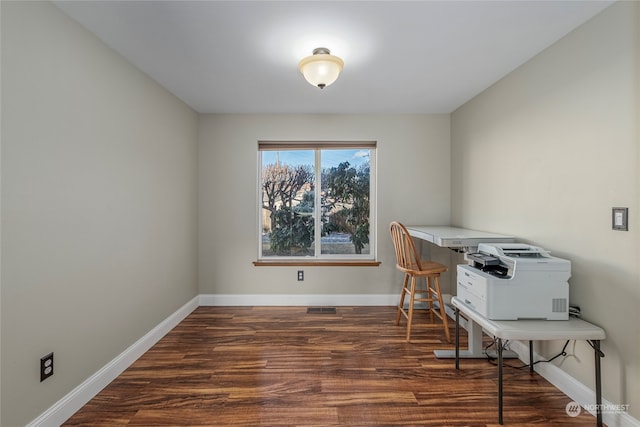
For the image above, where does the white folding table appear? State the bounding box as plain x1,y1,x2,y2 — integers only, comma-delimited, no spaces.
452,297,606,426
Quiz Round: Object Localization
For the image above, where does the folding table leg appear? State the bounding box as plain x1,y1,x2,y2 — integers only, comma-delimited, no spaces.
455,307,460,369
498,337,503,425
593,340,603,427
529,340,534,373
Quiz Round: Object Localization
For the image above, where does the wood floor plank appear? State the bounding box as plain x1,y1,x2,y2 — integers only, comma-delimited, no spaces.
63,306,602,426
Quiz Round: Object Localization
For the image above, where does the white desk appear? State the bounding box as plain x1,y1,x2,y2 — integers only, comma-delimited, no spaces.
406,226,515,251
452,297,606,426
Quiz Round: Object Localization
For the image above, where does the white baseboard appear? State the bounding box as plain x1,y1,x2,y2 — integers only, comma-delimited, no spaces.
508,340,639,427
199,293,398,307
27,296,199,427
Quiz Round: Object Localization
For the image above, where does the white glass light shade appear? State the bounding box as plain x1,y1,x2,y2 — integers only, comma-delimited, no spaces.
298,48,344,89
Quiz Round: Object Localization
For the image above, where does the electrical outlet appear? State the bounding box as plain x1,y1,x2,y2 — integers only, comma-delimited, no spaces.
40,352,54,382
297,270,304,281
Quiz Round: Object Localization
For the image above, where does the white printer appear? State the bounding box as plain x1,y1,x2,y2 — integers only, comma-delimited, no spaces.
457,243,570,320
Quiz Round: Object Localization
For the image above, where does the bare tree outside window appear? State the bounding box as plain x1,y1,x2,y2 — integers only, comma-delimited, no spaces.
261,157,315,256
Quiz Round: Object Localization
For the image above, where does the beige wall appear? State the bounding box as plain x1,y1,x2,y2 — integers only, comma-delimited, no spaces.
198,114,451,297
1,2,199,425
451,1,639,417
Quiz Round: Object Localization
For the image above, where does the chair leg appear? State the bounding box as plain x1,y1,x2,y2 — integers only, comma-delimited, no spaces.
406,275,417,342
426,276,435,323
433,276,451,343
396,273,409,325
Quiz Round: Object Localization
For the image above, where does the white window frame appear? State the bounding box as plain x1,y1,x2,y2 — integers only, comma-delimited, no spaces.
257,141,377,262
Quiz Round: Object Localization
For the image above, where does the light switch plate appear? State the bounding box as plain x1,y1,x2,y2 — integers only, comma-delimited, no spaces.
612,207,628,231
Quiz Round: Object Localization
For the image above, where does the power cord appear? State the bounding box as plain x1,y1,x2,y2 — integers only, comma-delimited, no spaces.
484,338,571,369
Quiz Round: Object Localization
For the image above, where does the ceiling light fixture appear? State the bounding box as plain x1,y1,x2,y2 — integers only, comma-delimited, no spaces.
298,47,344,89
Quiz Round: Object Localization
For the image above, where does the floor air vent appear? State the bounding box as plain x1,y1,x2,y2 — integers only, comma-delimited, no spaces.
307,307,337,314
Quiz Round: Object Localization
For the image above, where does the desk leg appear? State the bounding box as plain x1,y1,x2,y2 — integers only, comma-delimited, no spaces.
498,337,504,425
594,340,602,427
435,311,518,359
455,307,460,369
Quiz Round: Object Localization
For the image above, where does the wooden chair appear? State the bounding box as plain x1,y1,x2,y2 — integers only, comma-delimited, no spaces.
389,221,451,343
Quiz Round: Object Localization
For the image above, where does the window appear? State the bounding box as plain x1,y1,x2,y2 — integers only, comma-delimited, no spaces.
258,141,376,263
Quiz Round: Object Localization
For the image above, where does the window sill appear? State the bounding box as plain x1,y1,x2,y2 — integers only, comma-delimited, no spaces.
253,260,381,267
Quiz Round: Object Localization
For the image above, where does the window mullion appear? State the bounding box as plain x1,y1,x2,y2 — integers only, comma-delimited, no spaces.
314,149,322,258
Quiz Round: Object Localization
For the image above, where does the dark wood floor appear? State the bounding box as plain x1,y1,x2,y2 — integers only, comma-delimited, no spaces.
64,306,599,426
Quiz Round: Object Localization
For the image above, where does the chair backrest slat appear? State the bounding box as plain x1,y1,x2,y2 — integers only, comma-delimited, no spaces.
389,221,421,271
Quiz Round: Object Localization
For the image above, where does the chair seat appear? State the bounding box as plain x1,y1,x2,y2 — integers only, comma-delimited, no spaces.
400,260,447,275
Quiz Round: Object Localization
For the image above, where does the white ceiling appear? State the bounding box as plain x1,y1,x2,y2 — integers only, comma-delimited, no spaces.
54,1,614,114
